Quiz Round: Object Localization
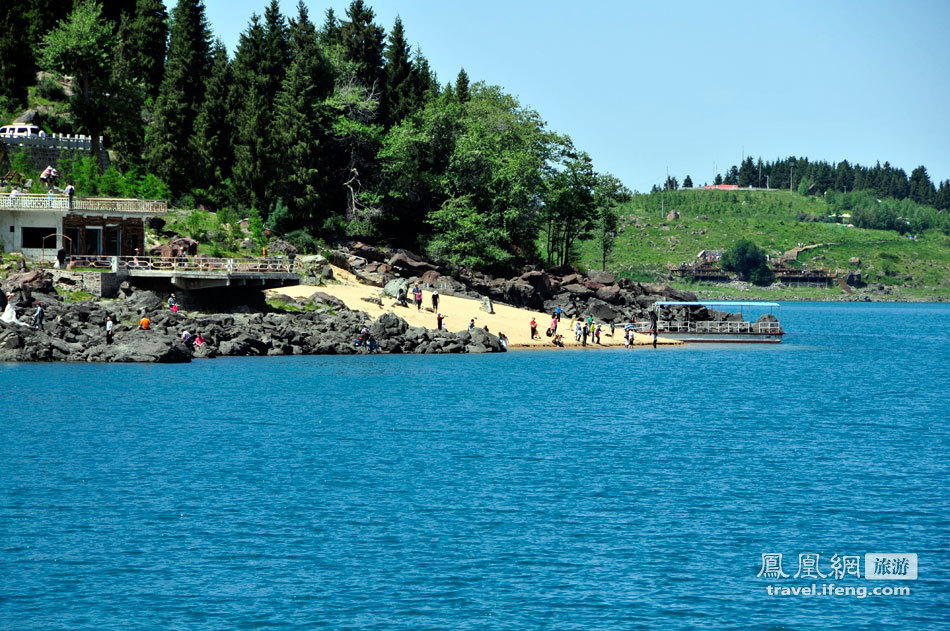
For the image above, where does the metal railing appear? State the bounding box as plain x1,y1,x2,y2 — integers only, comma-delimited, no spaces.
0,133,101,151
0,194,167,213
119,256,295,274
630,320,783,334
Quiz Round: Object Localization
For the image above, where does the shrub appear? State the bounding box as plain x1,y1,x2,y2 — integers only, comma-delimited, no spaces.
721,239,774,286
285,229,320,254
36,76,66,101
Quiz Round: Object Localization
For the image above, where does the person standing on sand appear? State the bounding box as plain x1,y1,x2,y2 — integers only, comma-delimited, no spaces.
431,289,439,311
530,317,538,339
437,312,445,330
595,324,602,344
498,332,508,350
574,320,582,342
550,314,558,335
555,305,562,322
412,283,423,310
469,318,476,331
582,322,588,347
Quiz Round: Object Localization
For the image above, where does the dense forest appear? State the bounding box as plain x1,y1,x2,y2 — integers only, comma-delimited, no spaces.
1,0,947,271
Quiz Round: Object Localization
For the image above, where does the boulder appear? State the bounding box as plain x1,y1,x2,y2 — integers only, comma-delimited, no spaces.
563,283,594,300
383,278,409,298
1,270,55,295
586,299,619,322
388,252,438,273
595,284,621,304
420,270,441,285
587,270,615,285
307,292,347,310
124,290,163,313
370,311,409,340
169,236,199,255
89,330,191,363
350,242,387,262
268,239,298,255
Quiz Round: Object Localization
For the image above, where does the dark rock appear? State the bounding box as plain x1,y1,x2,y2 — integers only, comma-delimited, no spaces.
585,299,619,322
388,252,438,273
2,270,55,295
587,270,615,285
595,284,621,303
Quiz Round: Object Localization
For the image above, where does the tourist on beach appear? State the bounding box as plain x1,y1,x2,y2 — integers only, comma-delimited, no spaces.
550,314,558,335
105,315,114,344
582,323,589,347
431,289,439,311
552,333,564,347
594,324,602,345
412,283,423,310
437,312,445,330
31,302,43,329
168,293,178,313
530,317,538,339
574,321,582,341
555,305,562,322
609,322,615,337
469,318,476,331
181,329,192,347
624,328,633,348
194,333,205,349
498,332,508,350
139,315,150,330
397,287,408,307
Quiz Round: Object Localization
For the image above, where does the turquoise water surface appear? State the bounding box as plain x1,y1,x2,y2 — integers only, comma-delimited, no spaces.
1,302,947,629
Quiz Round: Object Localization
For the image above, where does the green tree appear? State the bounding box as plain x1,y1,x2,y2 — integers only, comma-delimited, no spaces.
0,8,35,110
593,173,630,271
721,239,773,286
274,1,335,227
192,39,235,192
41,1,117,160
543,146,597,267
683,174,693,188
381,16,413,127
738,156,756,187
146,0,212,195
121,0,168,98
340,0,385,90
455,68,470,103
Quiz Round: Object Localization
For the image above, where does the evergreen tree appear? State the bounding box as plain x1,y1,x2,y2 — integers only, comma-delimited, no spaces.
455,68,470,103
192,39,234,191
381,16,413,127
121,0,169,98
737,156,756,187
318,7,341,48
410,47,438,105
0,7,35,110
683,175,693,188
340,0,385,91
274,1,334,227
908,166,935,205
230,15,269,210
146,0,212,196
109,14,149,167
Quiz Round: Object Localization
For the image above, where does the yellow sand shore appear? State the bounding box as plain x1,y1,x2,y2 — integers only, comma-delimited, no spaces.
270,266,681,349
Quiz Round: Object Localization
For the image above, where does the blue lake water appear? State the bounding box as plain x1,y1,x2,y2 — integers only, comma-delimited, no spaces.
1,302,948,629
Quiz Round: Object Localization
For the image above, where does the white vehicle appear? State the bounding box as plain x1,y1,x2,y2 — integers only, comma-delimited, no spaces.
0,124,42,137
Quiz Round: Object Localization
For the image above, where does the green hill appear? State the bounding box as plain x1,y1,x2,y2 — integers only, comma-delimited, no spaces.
577,189,950,301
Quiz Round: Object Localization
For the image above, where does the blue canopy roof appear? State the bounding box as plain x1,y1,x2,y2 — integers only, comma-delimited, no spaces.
654,301,781,308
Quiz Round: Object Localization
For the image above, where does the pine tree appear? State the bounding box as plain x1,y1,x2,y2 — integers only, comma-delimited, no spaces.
683,175,693,188
274,1,335,228
231,15,268,210
146,0,212,196
192,40,234,191
455,68,470,103
340,0,385,91
318,7,341,48
381,16,413,127
122,0,169,98
0,7,35,110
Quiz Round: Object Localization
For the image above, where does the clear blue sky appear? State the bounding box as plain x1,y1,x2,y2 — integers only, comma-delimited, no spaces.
189,0,950,192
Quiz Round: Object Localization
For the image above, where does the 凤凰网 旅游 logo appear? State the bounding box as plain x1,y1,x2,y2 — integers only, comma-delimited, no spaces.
756,552,916,597
865,553,917,580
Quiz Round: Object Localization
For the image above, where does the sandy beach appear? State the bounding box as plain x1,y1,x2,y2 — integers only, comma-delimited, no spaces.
271,267,681,349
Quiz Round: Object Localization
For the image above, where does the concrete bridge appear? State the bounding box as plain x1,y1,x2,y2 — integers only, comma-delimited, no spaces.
117,255,299,291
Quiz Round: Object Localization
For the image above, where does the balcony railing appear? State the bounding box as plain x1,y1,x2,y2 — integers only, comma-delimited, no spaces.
0,194,167,214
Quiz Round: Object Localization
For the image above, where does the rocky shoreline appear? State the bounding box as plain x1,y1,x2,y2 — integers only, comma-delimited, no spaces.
0,273,505,363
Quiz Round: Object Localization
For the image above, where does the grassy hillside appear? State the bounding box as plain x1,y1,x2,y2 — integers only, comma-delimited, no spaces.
577,189,950,300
